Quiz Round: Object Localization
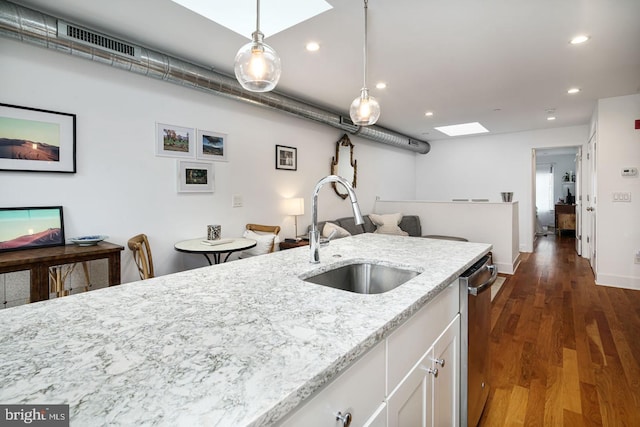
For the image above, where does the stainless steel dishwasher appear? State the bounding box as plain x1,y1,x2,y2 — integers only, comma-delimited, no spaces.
459,254,497,427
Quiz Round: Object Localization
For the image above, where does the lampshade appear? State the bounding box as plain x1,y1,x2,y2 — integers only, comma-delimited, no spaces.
234,0,281,93
285,197,305,216
349,0,380,126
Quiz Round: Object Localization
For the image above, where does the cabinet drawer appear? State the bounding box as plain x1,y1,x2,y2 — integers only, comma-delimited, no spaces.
278,342,385,427
386,280,459,394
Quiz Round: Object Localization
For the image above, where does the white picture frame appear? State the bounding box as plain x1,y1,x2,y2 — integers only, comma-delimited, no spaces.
177,160,214,193
196,129,228,162
156,123,195,158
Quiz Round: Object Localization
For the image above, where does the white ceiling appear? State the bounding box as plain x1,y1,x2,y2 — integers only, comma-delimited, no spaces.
9,0,640,142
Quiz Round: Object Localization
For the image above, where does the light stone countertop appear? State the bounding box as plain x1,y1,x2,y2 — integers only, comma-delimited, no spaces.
0,233,491,426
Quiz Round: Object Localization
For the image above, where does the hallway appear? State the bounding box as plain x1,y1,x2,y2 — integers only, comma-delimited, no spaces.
480,234,640,426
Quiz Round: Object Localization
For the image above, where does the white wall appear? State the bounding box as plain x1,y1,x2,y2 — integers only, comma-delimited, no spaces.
0,38,417,283
414,126,588,253
595,94,640,289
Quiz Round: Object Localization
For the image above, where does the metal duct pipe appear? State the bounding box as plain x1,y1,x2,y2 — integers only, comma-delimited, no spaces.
0,0,430,154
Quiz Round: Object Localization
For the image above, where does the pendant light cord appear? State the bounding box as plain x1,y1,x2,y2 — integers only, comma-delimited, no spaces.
362,0,368,88
256,0,261,35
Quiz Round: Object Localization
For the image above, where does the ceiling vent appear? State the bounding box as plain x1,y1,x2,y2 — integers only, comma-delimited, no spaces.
57,20,140,59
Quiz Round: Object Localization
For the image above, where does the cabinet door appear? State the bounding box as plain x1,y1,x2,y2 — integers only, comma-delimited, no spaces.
431,316,460,427
387,349,434,427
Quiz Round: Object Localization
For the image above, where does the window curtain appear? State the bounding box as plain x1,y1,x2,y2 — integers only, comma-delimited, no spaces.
536,163,555,227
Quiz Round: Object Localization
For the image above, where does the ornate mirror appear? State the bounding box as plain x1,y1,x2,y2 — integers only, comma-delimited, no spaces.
331,134,357,199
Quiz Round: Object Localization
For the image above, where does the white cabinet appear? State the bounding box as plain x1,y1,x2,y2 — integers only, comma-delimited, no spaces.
279,280,461,427
387,316,460,427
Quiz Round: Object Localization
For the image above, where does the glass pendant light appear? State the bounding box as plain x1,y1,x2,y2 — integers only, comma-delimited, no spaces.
234,0,281,92
349,0,380,126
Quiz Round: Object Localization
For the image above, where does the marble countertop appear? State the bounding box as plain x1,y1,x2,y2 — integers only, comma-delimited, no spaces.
0,234,491,426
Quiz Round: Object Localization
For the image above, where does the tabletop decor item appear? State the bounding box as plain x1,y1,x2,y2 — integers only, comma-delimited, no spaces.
207,225,221,240
0,206,65,252
0,103,76,173
68,235,108,246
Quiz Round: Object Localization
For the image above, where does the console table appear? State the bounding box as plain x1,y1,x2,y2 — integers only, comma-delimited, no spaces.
555,204,576,235
0,242,124,303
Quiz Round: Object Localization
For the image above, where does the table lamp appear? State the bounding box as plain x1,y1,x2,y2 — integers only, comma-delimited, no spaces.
285,198,305,239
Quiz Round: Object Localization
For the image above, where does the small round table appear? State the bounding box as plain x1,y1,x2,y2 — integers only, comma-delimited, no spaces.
174,238,257,265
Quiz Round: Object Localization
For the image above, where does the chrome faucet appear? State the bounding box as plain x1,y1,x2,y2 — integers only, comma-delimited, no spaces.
310,175,364,263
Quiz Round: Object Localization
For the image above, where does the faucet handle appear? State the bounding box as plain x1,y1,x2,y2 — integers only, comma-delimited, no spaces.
320,229,337,246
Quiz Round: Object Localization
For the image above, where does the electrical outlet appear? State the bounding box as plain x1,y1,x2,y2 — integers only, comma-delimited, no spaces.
232,194,243,208
636,251,640,264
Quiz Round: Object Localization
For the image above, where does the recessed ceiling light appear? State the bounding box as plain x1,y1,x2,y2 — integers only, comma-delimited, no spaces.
434,122,489,137
547,116,556,121
425,111,434,117
570,35,590,45
567,88,580,94
375,82,387,89
306,42,320,52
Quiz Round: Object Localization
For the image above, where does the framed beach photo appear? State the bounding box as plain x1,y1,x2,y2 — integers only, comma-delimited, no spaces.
177,160,214,193
0,103,76,173
196,130,228,162
0,206,65,253
156,123,195,158
275,145,297,171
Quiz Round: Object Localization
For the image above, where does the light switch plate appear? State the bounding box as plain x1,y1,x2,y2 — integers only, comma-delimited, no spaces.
622,167,638,177
232,194,243,208
612,192,631,202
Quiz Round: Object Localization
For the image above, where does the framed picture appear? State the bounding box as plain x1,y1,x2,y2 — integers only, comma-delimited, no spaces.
196,130,228,162
0,103,76,173
275,145,297,171
0,206,65,252
177,160,214,193
156,123,195,158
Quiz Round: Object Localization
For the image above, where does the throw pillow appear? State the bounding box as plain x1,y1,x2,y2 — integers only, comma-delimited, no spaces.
369,213,409,236
240,229,276,257
322,222,351,238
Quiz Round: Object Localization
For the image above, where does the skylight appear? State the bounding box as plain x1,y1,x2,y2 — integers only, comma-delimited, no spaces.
434,122,490,137
171,0,333,39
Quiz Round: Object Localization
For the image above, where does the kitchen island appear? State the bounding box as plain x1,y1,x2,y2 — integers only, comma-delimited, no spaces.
0,234,491,426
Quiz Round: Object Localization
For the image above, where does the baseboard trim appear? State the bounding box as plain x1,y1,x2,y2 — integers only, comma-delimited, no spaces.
494,252,521,275
595,273,640,291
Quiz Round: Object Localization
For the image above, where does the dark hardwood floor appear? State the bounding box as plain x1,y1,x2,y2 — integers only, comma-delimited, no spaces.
479,234,640,426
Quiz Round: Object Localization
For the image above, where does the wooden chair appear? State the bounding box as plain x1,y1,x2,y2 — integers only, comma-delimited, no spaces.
246,224,281,253
127,234,154,279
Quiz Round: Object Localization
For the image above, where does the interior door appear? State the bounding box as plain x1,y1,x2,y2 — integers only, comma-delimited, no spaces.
574,148,582,255
586,133,597,271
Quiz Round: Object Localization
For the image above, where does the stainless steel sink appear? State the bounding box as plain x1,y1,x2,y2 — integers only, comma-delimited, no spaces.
302,263,420,294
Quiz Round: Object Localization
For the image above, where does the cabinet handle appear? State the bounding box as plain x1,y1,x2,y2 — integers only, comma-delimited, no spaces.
433,358,445,367
336,411,352,427
420,366,439,377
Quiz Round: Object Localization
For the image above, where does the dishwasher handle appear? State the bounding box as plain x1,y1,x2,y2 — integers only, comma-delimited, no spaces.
468,265,497,296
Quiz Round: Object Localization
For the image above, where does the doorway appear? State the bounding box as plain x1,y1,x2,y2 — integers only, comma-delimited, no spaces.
532,146,581,252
